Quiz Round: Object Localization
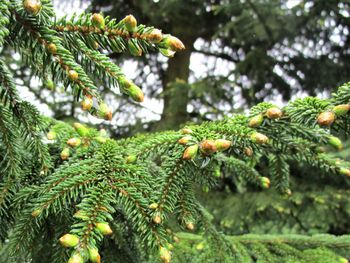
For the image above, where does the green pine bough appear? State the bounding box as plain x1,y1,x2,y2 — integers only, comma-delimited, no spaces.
0,0,350,262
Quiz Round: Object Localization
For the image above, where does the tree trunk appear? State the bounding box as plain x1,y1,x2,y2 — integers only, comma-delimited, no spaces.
152,36,193,131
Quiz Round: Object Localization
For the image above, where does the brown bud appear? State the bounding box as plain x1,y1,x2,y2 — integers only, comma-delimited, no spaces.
68,70,79,81
67,138,81,148
148,29,163,43
317,111,335,126
266,107,283,119
81,96,93,111
244,147,253,156
186,221,194,231
124,15,137,32
46,43,57,54
250,132,269,144
153,214,162,224
182,144,199,160
23,0,42,16
162,35,185,51
178,136,192,145
200,140,217,155
181,128,193,134
91,13,105,29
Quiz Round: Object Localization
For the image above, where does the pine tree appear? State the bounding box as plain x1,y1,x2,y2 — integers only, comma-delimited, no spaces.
1,1,350,263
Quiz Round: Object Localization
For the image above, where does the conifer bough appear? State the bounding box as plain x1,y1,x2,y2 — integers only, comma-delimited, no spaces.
1,0,350,262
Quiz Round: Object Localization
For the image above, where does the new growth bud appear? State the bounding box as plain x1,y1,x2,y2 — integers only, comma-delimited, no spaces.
153,214,162,224
60,147,70,160
159,246,171,263
89,247,101,263
127,84,144,102
215,139,231,152
59,234,80,247
149,203,159,210
200,140,217,155
95,222,113,235
159,48,176,58
266,107,283,119
161,35,185,51
181,128,193,134
328,136,343,150
339,168,350,177
68,253,84,263
73,123,88,137
67,138,81,148
97,103,112,121
23,0,42,16
182,144,199,160
250,132,269,144
333,104,350,117
244,147,253,156
68,70,79,81
248,114,264,128
126,155,137,164
31,209,42,217
91,13,105,29
124,15,137,32
185,221,195,231
81,96,93,111
46,43,57,54
47,131,56,140
317,111,335,126
178,136,192,145
148,29,163,44
260,177,271,189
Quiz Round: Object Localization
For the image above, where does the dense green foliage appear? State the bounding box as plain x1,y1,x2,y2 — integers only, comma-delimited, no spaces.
1,0,350,263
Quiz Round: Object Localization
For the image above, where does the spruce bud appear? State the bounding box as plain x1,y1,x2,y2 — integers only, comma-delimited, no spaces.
59,234,80,247
95,222,113,235
260,177,271,189
244,147,253,156
328,136,343,150
200,140,217,155
215,139,231,152
266,107,283,119
148,29,163,43
149,203,158,210
31,209,42,217
178,136,192,145
181,128,193,134
88,247,101,263
73,210,89,220
248,114,264,128
97,103,112,121
23,0,42,16
339,168,350,177
68,70,79,81
127,85,144,102
67,138,81,148
94,136,107,143
333,104,350,117
125,155,137,164
81,96,93,111
128,39,142,56
161,35,185,51
250,132,269,144
317,111,335,126
123,15,137,32
338,258,349,263
182,144,199,160
68,253,84,263
159,246,171,263
46,43,57,54
47,131,56,140
45,79,55,91
60,147,70,160
91,13,105,29
153,214,162,224
185,221,194,231
73,123,88,137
